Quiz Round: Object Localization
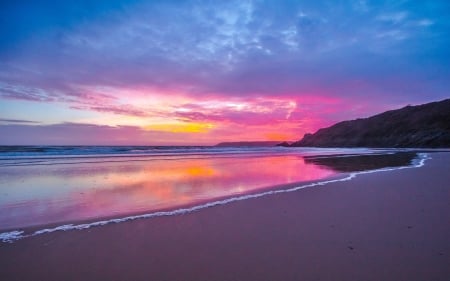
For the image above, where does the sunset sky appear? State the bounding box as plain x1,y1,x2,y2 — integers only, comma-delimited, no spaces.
1,0,449,145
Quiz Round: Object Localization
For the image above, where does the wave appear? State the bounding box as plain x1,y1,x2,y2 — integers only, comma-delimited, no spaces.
0,145,390,158
0,146,385,167
0,153,430,243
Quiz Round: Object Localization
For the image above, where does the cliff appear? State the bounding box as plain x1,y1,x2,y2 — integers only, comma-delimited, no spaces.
290,99,450,148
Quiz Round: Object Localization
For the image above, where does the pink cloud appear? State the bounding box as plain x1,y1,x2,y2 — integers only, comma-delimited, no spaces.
0,123,213,145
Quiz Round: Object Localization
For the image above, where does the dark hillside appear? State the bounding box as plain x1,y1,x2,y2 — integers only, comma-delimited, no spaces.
291,99,450,148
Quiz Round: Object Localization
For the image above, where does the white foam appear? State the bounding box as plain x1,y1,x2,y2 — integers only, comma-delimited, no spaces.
0,153,431,243
0,230,25,243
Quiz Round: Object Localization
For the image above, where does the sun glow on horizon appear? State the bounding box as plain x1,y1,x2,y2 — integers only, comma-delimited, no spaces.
145,122,215,133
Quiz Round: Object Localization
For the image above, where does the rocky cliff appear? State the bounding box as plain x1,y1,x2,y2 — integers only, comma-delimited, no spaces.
291,99,450,148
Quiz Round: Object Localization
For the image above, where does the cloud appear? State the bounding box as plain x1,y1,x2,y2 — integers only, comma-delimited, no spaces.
69,104,149,117
2,0,448,103
0,120,306,145
0,118,40,124
0,123,215,145
0,0,449,143
376,11,408,24
173,98,298,126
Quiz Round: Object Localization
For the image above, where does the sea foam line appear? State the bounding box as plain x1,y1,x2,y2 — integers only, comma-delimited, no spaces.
0,153,430,243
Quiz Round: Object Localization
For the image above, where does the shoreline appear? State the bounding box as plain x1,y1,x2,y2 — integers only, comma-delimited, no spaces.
0,153,428,242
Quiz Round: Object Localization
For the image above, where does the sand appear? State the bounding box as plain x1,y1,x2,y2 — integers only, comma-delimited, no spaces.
0,152,449,281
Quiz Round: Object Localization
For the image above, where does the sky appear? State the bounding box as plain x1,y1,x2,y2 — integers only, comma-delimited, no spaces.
0,0,449,145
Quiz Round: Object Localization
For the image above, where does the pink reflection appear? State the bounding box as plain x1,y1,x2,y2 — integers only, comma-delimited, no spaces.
0,155,335,230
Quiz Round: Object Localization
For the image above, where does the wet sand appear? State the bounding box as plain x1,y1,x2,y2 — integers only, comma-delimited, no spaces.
0,153,449,281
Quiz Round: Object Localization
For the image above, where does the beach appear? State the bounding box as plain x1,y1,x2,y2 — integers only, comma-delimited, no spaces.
0,151,449,280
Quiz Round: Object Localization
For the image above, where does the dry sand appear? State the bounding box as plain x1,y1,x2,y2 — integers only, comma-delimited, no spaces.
0,153,449,281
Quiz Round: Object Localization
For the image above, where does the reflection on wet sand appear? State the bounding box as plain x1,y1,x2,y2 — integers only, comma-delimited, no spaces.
0,152,419,231
0,155,336,230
